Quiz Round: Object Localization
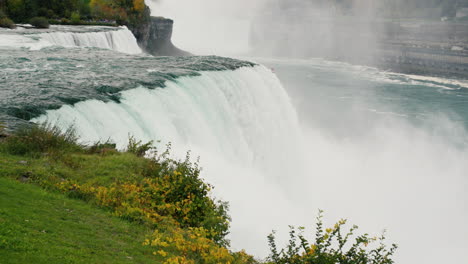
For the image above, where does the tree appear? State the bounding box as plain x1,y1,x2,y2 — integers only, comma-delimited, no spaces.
133,0,144,12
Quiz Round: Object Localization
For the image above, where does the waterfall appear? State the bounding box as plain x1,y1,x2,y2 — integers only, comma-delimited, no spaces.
0,26,142,54
38,27,142,54
32,65,304,181
32,66,308,257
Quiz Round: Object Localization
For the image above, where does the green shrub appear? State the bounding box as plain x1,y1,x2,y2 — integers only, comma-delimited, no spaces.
126,135,154,157
87,140,117,155
30,17,50,29
37,8,56,19
152,150,231,246
60,18,71,24
1,123,82,157
0,17,16,29
267,210,398,264
124,140,231,246
70,11,81,24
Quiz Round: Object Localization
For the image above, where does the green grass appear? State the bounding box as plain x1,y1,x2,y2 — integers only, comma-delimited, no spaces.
0,124,238,263
0,177,160,264
0,151,149,187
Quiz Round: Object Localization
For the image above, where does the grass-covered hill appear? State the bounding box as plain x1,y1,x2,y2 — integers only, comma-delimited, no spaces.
0,124,255,263
0,176,159,263
0,123,397,263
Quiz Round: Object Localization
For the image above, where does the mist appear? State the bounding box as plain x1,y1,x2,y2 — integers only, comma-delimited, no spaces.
146,0,266,55
250,0,382,64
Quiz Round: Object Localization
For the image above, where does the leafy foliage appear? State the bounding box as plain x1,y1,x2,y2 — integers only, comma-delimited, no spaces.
267,210,397,264
54,142,231,247
29,16,49,28
70,11,80,23
0,9,15,28
126,135,154,157
86,140,117,155
0,0,149,25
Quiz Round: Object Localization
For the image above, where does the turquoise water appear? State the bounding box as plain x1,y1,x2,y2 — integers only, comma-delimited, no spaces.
0,47,253,127
259,57,468,145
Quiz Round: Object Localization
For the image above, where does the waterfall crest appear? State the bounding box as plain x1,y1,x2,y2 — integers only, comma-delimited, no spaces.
38,27,142,54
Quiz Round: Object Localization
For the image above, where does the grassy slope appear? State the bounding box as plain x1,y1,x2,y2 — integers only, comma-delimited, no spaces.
0,128,243,263
0,176,161,264
0,150,151,188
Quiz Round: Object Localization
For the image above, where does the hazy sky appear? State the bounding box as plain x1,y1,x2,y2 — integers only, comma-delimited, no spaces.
145,0,267,55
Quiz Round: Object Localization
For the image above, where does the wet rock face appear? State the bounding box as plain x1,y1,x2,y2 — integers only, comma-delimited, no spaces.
131,16,190,56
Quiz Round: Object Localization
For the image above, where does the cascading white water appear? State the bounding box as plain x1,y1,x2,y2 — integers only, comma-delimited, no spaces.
32,65,308,256
38,27,142,54
0,26,141,54
32,64,305,182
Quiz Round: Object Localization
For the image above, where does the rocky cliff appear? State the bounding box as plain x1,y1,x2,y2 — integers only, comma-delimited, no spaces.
130,16,190,56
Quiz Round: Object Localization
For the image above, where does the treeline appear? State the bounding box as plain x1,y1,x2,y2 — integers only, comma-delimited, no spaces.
0,0,148,26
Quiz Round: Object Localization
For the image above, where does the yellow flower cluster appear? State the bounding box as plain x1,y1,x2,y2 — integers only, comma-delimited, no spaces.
143,227,234,264
52,168,247,263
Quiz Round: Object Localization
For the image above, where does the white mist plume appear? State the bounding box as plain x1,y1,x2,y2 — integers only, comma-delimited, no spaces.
250,0,382,62
145,0,267,55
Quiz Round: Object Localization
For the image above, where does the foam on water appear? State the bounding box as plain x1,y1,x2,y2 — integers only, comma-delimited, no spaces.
38,27,142,54
0,26,142,54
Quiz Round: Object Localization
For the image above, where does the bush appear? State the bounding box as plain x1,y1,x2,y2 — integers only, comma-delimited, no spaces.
1,123,82,157
70,12,81,24
60,18,71,24
30,17,50,29
37,8,56,19
267,210,398,264
0,17,16,29
87,140,117,155
126,136,154,157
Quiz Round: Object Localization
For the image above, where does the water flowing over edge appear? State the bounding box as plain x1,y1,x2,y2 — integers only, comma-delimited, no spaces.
0,26,142,54
32,64,304,181
31,65,308,256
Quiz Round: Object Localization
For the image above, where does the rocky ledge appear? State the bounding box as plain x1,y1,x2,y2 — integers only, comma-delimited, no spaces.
130,16,190,57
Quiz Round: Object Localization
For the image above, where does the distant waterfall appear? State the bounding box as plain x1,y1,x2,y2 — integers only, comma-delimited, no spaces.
38,27,142,54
